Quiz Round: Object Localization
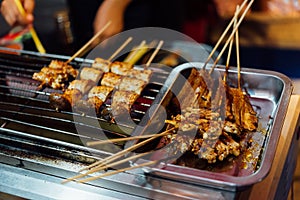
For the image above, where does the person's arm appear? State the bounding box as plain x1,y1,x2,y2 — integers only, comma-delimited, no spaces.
93,0,132,41
1,0,35,26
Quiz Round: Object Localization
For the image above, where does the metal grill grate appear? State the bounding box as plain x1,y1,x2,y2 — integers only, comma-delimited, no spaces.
0,52,170,161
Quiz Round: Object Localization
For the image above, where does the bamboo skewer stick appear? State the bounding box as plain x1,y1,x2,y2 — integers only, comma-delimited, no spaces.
65,21,112,64
78,159,159,183
203,0,249,69
63,127,176,183
87,132,169,146
107,37,133,61
79,127,176,172
223,6,239,83
14,0,46,54
209,0,254,74
235,5,241,90
123,40,146,64
62,151,151,184
145,40,164,67
223,38,234,83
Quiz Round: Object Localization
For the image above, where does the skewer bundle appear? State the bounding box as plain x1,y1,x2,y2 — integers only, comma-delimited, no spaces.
60,0,259,184
47,38,156,118
50,40,163,122
158,0,258,164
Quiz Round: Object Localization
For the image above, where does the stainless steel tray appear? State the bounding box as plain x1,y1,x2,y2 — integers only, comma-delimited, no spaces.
127,62,293,191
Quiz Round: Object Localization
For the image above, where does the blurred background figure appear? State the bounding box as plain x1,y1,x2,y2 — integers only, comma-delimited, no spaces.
0,0,185,54
1,0,300,81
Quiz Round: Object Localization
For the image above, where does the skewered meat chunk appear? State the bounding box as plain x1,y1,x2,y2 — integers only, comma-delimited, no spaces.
110,61,133,75
88,85,114,102
49,89,82,111
92,57,111,72
75,96,104,115
76,86,114,115
229,87,258,131
101,72,122,88
33,70,68,89
48,60,78,78
32,60,78,89
175,69,211,110
111,90,139,116
68,79,94,94
159,67,258,164
127,68,152,82
80,67,103,84
118,77,146,95
223,121,241,135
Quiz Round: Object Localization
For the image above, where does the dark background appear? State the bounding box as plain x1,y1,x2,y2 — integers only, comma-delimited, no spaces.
0,0,299,79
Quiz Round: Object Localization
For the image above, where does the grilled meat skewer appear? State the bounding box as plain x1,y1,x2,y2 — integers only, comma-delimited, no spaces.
101,72,122,88
110,61,133,76
127,68,152,82
49,89,82,111
80,67,104,84
119,77,146,95
92,57,111,72
32,60,78,90
111,90,139,117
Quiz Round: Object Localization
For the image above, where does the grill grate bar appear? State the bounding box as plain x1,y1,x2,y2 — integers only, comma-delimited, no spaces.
0,128,112,158
0,52,171,161
0,116,85,138
0,102,134,135
0,64,39,74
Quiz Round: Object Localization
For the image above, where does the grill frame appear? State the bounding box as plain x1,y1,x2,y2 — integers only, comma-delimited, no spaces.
0,48,294,199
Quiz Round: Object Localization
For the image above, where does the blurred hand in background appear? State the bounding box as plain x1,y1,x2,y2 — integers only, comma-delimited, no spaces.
1,0,35,27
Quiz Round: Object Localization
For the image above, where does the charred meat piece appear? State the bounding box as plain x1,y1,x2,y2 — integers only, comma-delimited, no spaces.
111,90,139,116
118,77,146,95
175,68,210,110
68,79,94,94
48,60,78,78
127,68,152,82
92,57,111,72
110,61,133,76
49,89,82,111
101,72,122,88
80,67,103,84
33,70,68,89
229,88,258,131
75,96,104,115
32,60,78,89
88,85,114,102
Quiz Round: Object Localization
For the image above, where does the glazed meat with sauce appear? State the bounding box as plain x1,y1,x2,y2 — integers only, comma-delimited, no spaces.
160,68,258,164
32,60,78,89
